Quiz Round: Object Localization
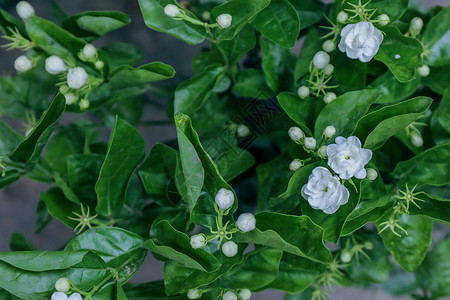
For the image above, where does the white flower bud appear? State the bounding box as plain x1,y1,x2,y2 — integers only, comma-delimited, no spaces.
51,292,68,300
289,159,303,171
55,278,70,293
190,234,206,249
82,44,97,59
237,124,250,138
395,54,401,59
95,60,104,69
63,93,76,105
239,289,252,300
202,11,211,21
411,133,423,147
323,92,337,104
312,51,330,69
340,250,352,263
67,67,88,89
68,293,83,300
217,13,232,29
417,64,430,77
16,1,35,19
164,4,181,18
79,99,90,110
45,56,66,75
323,64,334,76
288,126,304,141
365,168,378,181
318,145,328,159
322,40,336,52
324,126,336,139
14,55,32,72
377,14,390,26
215,188,234,210
236,213,256,232
364,240,374,250
223,291,238,300
304,137,317,150
337,11,348,23
187,288,202,299
222,241,238,257
297,86,310,99
410,17,423,33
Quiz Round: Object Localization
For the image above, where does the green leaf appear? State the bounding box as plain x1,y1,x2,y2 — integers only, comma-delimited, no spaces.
288,0,322,30
332,53,367,92
211,0,271,42
116,283,128,300
0,8,26,37
95,117,146,217
251,0,300,49
374,26,423,82
174,64,224,115
9,232,35,251
214,25,256,65
232,68,273,99
0,171,20,189
433,86,450,135
314,89,380,140
422,65,450,95
407,192,450,225
294,27,321,82
102,42,143,70
138,0,206,45
41,187,79,228
332,0,408,23
423,5,450,67
0,120,21,155
109,62,175,89
368,71,420,104
216,147,255,182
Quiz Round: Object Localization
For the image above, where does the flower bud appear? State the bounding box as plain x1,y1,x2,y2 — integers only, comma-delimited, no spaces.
288,126,304,141
215,188,234,210
304,137,317,150
410,17,423,34
45,56,66,75
82,44,97,59
324,125,336,139
222,241,238,257
297,86,309,99
68,293,82,300
95,60,104,70
322,40,335,53
236,213,256,232
340,250,352,263
164,4,181,18
202,11,211,21
51,292,68,300
190,234,206,249
187,288,202,299
217,13,232,28
377,14,390,26
67,67,88,89
55,278,70,293
323,92,337,104
312,51,330,69
411,133,423,147
14,55,32,72
337,11,348,23
289,159,303,171
59,85,70,95
223,291,238,300
365,168,377,181
417,64,430,77
16,1,35,19
318,145,328,159
239,289,252,300
323,64,334,76
237,124,250,138
64,93,77,105
79,99,90,110
364,240,374,250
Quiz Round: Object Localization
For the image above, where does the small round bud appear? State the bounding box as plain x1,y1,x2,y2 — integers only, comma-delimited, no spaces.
324,125,336,139
288,126,304,141
82,44,97,59
215,188,234,210
237,124,250,138
14,56,32,72
340,250,352,263
59,85,70,95
239,289,252,300
187,288,202,299
223,291,238,300
68,293,83,300
312,51,330,69
222,241,238,257
79,99,90,110
236,213,256,232
411,133,423,147
289,159,303,171
318,145,328,159
323,64,334,76
190,234,206,249
95,60,104,70
410,17,423,33
365,168,378,181
164,4,181,18
55,278,70,293
364,240,374,250
202,11,211,21
297,86,310,99
337,11,348,23
51,292,68,300
45,56,66,75
304,137,317,150
64,93,77,105
16,1,35,19
67,67,88,89
323,92,337,104
322,40,336,53
217,13,232,28
377,14,390,26
417,64,430,77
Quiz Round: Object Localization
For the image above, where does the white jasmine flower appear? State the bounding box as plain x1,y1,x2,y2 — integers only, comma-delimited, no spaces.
377,14,390,26
190,234,206,249
51,292,68,300
222,241,238,257
64,93,77,105
79,99,90,110
417,64,430,77
289,159,303,171
411,133,423,147
67,67,88,89
68,293,83,300
323,64,334,76
322,40,336,52
312,51,330,69
187,288,202,299
410,17,423,33
223,291,238,300
215,188,234,210
323,92,336,104
301,166,350,214
304,137,317,150
45,56,66,75
324,125,336,139
14,55,32,72
217,13,232,28
82,44,97,59
337,11,348,23
297,86,310,99
338,21,383,62
55,278,70,293
239,289,252,300
318,145,328,159
16,1,34,19
236,213,256,232
340,250,352,263
164,4,181,18
237,124,250,137
288,126,304,141
365,168,378,181
326,136,372,180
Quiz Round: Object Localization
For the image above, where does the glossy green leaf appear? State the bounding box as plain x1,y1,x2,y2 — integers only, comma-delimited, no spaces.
215,25,256,65
109,62,175,89
422,65,450,95
41,187,79,228
102,42,143,70
407,192,450,225
0,120,21,155
232,68,273,99
0,171,20,190
216,147,255,182
368,70,420,104
294,27,321,82
332,53,367,93
423,5,450,67
434,87,450,134
288,0,322,30
0,8,26,37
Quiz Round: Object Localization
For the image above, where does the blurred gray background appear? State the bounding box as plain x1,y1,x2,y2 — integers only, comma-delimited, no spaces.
0,0,449,299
